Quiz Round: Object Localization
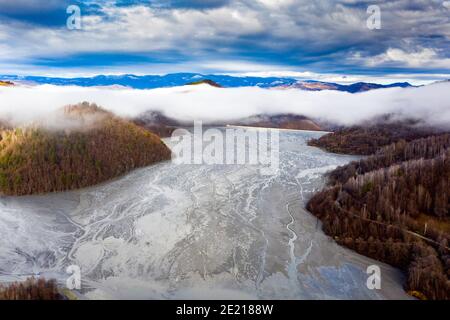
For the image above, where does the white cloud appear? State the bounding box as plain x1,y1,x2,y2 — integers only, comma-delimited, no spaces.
257,0,296,9
364,48,450,69
201,61,293,73
1,82,450,129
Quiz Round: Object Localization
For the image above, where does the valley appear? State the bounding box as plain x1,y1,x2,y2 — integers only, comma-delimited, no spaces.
0,129,411,299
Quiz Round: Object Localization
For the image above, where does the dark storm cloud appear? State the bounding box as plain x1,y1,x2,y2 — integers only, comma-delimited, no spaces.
0,0,89,26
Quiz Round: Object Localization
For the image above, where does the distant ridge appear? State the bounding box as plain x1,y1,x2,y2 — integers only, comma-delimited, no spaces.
279,80,413,93
0,73,415,92
133,111,323,137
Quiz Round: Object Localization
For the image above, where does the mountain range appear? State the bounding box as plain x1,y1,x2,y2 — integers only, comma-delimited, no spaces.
0,73,414,93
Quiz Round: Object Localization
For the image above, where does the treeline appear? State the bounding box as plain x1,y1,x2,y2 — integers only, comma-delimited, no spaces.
307,133,450,300
0,103,172,195
0,278,62,300
308,121,439,155
328,134,450,185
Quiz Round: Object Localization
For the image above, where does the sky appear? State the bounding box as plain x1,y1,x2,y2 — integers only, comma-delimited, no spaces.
0,0,450,83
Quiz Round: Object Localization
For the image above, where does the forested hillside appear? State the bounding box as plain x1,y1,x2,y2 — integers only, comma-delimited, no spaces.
308,121,438,155
307,134,450,299
0,80,14,86
0,103,171,195
0,278,62,300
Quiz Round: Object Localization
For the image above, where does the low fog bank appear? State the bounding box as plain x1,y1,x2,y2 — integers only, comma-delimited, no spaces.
0,82,449,129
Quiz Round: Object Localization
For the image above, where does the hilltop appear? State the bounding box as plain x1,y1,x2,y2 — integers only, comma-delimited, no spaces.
0,103,171,195
0,80,14,86
186,79,222,87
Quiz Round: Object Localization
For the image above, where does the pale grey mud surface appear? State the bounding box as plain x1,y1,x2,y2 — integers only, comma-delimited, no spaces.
0,129,411,299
